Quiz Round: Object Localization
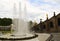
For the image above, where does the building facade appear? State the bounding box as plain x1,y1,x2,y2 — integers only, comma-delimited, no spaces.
34,12,60,33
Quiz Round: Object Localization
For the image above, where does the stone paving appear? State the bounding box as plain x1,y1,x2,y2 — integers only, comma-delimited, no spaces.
36,33,51,41
50,33,60,41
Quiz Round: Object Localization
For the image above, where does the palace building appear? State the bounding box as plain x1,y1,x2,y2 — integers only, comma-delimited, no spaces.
34,12,60,33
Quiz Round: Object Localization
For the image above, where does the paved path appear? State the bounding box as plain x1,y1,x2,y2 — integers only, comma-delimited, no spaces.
36,33,51,41
50,33,60,41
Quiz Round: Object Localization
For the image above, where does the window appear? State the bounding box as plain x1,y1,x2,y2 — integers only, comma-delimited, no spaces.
58,18,60,26
43,24,46,29
49,22,53,28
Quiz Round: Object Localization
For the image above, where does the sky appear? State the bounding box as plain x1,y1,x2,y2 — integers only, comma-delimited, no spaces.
0,0,60,23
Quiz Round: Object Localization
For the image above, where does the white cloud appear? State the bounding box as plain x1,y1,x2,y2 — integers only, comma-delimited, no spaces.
0,0,60,23
25,0,60,22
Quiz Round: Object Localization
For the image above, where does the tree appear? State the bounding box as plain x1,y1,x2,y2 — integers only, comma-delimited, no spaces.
29,21,33,27
29,21,34,32
33,21,37,26
0,18,12,26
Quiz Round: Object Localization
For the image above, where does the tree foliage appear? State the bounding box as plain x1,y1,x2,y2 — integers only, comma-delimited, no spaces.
29,21,33,27
0,18,12,26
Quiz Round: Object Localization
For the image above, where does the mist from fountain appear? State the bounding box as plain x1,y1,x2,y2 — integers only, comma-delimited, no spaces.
9,2,39,41
12,2,31,35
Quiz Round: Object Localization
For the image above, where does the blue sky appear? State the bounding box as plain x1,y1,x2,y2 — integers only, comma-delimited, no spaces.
0,0,60,23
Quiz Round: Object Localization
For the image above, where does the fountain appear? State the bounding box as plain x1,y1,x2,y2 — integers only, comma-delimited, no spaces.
0,2,39,41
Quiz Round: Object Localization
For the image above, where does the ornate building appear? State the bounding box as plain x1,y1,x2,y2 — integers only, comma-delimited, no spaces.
34,12,60,33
